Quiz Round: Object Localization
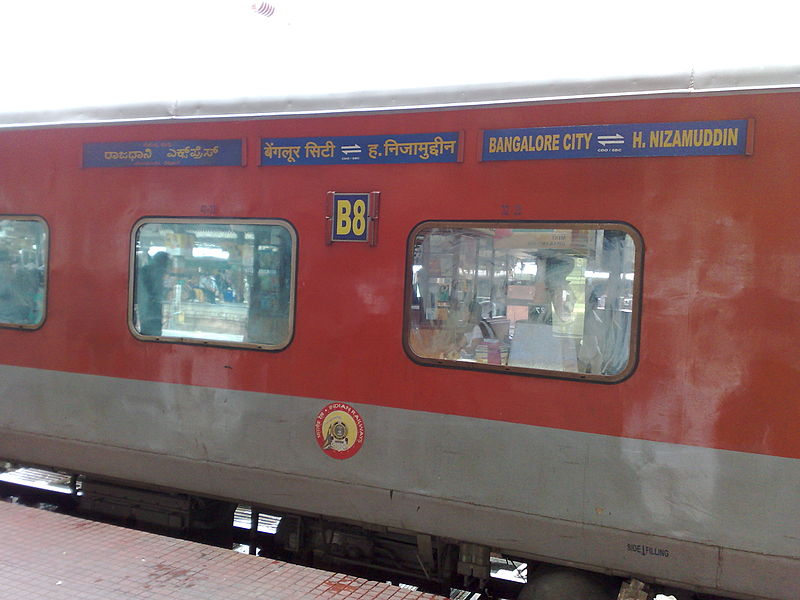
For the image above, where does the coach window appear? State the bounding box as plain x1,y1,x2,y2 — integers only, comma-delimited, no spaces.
0,216,48,329
406,222,642,382
130,219,296,349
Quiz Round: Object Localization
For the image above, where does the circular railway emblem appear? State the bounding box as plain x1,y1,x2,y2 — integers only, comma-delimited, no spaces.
315,403,365,459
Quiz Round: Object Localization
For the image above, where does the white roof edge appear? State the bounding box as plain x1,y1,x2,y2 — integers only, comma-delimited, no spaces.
2,66,799,130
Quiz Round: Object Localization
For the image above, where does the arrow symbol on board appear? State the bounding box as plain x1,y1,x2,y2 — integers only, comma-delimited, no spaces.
341,144,362,155
597,134,625,146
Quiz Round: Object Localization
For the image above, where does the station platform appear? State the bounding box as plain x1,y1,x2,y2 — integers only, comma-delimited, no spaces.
0,501,448,599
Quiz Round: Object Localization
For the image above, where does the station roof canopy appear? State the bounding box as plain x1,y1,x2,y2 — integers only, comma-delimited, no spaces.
1,0,798,128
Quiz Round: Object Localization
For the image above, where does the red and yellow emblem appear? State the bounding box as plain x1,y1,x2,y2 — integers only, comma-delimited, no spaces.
314,403,365,459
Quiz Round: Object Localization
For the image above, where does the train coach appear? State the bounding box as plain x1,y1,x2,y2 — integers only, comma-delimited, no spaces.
0,64,798,600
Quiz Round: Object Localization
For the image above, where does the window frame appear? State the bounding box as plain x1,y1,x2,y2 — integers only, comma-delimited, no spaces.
128,217,298,350
0,214,49,331
403,220,643,383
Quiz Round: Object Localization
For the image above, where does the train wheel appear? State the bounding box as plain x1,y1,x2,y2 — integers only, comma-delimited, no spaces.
518,566,619,600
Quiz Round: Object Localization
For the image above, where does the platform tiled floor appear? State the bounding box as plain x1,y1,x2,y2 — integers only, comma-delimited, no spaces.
0,501,447,599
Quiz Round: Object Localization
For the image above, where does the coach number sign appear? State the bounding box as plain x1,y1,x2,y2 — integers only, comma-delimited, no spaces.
326,191,380,245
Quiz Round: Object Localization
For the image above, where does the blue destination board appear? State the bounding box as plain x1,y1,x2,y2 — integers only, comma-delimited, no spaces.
83,139,244,167
261,132,461,166
481,120,751,161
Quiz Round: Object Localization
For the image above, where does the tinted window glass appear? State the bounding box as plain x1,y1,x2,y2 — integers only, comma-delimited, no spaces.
131,219,296,349
0,217,47,329
406,223,641,381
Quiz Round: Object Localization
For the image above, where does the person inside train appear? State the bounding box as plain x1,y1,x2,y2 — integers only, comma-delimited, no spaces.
214,270,235,302
137,251,170,336
460,301,497,358
184,276,205,302
199,272,218,303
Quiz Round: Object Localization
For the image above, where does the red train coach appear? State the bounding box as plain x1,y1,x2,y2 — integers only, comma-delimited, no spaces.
0,69,798,598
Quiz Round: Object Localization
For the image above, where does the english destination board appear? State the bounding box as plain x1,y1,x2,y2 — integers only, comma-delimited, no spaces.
481,120,752,161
